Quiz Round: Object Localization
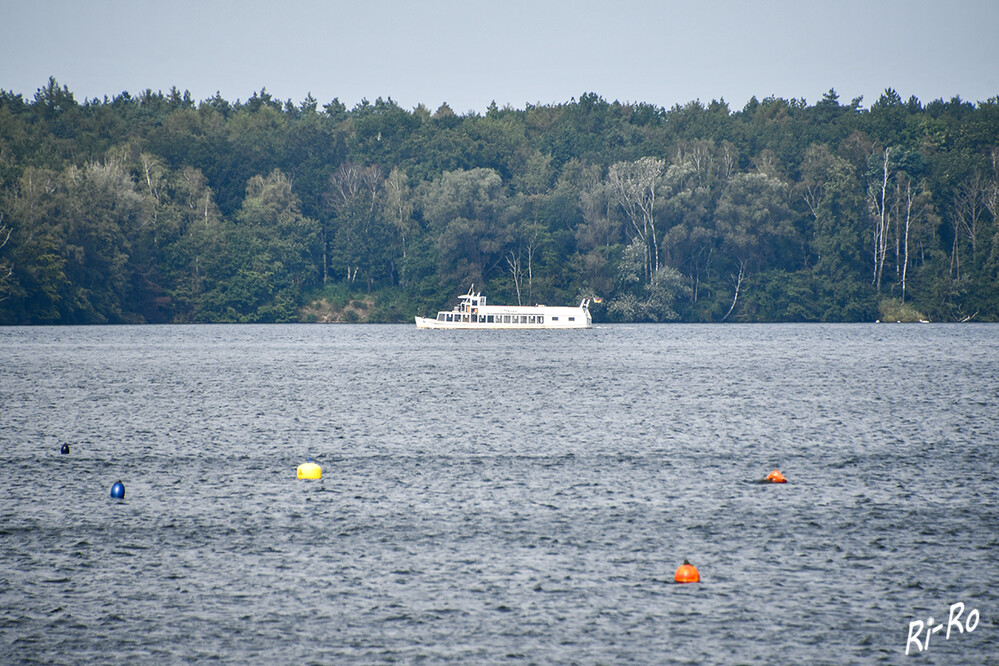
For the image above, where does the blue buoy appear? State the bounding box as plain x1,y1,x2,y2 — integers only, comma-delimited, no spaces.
110,481,125,499
61,443,70,455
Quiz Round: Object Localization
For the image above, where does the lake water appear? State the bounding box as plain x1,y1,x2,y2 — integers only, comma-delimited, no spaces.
1,323,997,664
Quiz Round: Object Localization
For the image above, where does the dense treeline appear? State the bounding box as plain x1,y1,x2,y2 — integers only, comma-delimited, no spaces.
1,78,998,324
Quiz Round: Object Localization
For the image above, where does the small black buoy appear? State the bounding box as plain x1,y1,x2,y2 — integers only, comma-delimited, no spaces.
61,443,70,455
110,481,125,499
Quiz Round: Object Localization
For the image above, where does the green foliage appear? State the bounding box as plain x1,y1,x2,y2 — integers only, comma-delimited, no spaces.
739,270,819,322
1,78,998,324
878,298,928,323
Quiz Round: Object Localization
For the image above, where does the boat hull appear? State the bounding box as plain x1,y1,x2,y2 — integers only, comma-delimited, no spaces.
415,315,591,329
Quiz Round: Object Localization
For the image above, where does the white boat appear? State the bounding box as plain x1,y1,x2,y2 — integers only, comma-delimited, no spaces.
415,285,592,329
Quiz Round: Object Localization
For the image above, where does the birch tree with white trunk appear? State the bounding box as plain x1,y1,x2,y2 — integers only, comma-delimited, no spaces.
868,146,893,292
607,156,664,282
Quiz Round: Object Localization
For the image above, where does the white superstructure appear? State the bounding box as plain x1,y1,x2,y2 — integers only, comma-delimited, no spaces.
415,285,592,329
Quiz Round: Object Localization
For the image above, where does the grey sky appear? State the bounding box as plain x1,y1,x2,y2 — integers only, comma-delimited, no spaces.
2,0,997,113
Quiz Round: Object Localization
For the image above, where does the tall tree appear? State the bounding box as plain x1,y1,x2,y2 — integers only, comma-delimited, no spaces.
868,146,894,291
607,156,665,280
54,158,146,322
422,168,510,289
324,162,383,285
381,166,415,286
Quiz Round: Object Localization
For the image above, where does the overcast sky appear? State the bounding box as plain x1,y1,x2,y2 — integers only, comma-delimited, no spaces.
3,0,997,113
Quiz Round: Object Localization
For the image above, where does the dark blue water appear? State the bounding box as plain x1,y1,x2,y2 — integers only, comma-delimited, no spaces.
2,324,997,664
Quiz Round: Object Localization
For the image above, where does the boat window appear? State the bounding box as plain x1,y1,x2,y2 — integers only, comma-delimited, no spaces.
487,315,494,323
503,315,510,323
528,315,536,324
568,317,575,321
539,316,544,324
437,313,445,321
552,316,559,321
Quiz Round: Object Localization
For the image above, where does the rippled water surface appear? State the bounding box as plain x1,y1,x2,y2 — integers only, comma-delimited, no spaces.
2,323,997,664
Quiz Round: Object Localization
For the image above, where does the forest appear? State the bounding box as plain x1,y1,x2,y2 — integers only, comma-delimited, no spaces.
1,78,998,325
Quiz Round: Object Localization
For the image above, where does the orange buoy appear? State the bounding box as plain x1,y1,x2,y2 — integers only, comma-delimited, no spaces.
674,559,700,584
765,469,787,483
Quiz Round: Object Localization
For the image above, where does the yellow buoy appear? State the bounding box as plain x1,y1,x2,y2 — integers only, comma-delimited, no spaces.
297,461,322,480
